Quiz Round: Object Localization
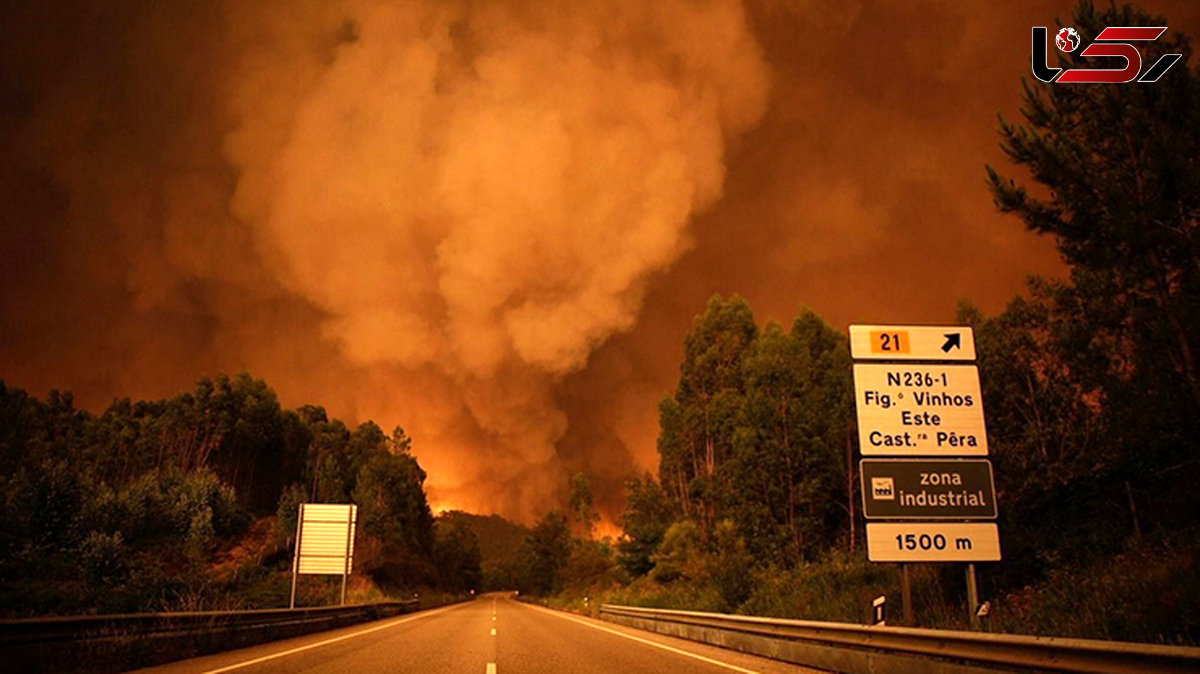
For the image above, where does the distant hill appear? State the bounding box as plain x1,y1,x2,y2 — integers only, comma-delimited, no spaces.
436,510,530,567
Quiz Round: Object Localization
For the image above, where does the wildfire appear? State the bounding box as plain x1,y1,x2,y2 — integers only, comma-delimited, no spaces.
430,500,467,517
593,518,623,541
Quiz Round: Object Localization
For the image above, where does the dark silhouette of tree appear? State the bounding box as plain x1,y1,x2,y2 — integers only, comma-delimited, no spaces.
984,0,1200,568
567,472,599,538
519,511,571,595
987,2,1200,417
658,294,757,537
617,474,676,576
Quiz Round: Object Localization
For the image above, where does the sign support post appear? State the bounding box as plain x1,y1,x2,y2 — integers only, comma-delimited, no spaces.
967,563,980,629
289,503,304,610
341,512,353,606
901,563,914,625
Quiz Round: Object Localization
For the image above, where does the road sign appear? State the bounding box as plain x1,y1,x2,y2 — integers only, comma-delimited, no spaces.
295,504,358,575
861,459,997,520
850,322,1001,579
854,363,988,456
291,503,357,608
866,522,1001,562
849,325,976,362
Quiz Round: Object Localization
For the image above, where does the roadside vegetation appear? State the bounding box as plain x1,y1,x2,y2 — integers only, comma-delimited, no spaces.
0,373,481,616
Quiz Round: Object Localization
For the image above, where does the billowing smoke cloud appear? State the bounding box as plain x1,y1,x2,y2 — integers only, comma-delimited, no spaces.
0,0,768,521
220,0,768,518
4,0,1198,524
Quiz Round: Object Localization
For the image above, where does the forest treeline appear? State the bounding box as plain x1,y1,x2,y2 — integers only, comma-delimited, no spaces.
532,2,1200,643
0,374,483,615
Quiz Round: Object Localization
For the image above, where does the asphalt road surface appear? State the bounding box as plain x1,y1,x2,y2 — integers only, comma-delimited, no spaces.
132,594,823,674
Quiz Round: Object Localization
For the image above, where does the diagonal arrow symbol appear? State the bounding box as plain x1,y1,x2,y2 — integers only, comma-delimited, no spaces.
942,333,961,353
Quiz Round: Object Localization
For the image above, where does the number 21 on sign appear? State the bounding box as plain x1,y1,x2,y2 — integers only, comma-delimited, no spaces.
871,330,910,354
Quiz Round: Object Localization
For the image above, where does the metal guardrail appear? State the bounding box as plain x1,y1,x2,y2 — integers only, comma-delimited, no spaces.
0,600,420,673
0,601,419,645
599,604,1200,674
0,600,419,646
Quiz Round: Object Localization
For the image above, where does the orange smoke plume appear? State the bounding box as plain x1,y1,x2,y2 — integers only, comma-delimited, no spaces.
222,0,769,519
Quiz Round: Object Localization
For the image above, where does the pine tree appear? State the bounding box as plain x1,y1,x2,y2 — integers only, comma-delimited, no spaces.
986,1,1200,415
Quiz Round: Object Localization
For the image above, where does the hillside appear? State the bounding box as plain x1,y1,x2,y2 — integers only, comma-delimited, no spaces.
437,510,529,566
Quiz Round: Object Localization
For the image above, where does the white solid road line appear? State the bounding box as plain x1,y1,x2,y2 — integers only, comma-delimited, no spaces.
486,663,497,674
199,603,464,674
525,603,761,674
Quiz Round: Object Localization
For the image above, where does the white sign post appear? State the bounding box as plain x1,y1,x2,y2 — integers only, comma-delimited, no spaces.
290,503,358,609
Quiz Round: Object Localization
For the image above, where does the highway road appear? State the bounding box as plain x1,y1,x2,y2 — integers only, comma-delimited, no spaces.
132,594,822,674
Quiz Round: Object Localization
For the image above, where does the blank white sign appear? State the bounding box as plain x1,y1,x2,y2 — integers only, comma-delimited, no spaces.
296,503,357,575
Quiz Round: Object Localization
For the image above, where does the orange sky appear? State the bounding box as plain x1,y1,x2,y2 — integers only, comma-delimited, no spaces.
2,0,1197,524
